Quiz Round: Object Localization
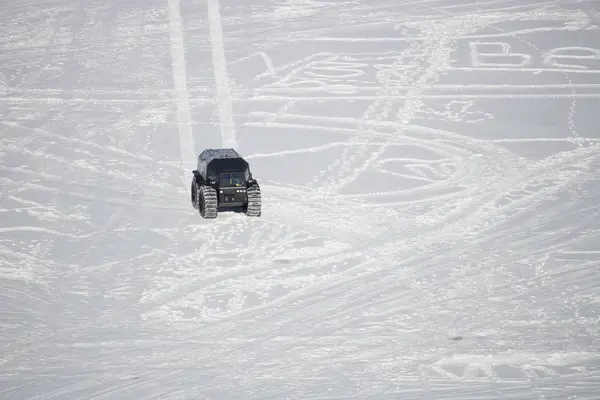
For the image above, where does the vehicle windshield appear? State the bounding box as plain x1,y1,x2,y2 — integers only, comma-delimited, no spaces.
220,172,245,187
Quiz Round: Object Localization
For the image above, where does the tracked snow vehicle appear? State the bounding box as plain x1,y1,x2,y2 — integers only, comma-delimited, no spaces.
191,148,261,218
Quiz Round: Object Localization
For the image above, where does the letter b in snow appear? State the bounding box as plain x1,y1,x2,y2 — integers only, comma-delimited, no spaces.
469,42,531,68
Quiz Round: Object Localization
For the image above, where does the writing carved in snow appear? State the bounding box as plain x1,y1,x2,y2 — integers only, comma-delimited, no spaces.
469,41,600,71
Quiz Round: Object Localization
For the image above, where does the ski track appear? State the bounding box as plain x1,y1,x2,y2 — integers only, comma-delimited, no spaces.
1,0,600,399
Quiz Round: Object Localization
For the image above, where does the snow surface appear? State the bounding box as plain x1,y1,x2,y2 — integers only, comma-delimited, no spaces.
1,0,600,399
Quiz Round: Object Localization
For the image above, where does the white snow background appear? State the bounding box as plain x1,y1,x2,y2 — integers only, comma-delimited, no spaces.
1,0,600,399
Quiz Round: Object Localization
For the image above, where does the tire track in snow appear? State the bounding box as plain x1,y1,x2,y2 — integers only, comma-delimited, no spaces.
167,144,600,387
136,0,273,326
213,13,600,361
137,12,526,337
135,0,240,323
313,20,469,194
305,42,424,192
6,2,599,399
249,144,599,321
167,0,196,184
294,150,599,375
207,0,236,148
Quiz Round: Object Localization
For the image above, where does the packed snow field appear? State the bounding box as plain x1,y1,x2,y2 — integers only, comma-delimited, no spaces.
2,0,600,398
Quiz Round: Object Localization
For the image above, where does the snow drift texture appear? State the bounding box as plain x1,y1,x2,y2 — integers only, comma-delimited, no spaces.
1,0,600,399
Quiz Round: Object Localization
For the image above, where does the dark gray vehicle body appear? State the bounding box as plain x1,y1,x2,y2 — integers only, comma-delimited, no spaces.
191,148,261,215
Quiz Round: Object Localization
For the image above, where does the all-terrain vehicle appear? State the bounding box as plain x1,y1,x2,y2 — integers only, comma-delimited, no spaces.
191,148,261,218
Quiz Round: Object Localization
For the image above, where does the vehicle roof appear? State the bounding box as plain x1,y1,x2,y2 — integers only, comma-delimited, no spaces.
198,148,242,162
